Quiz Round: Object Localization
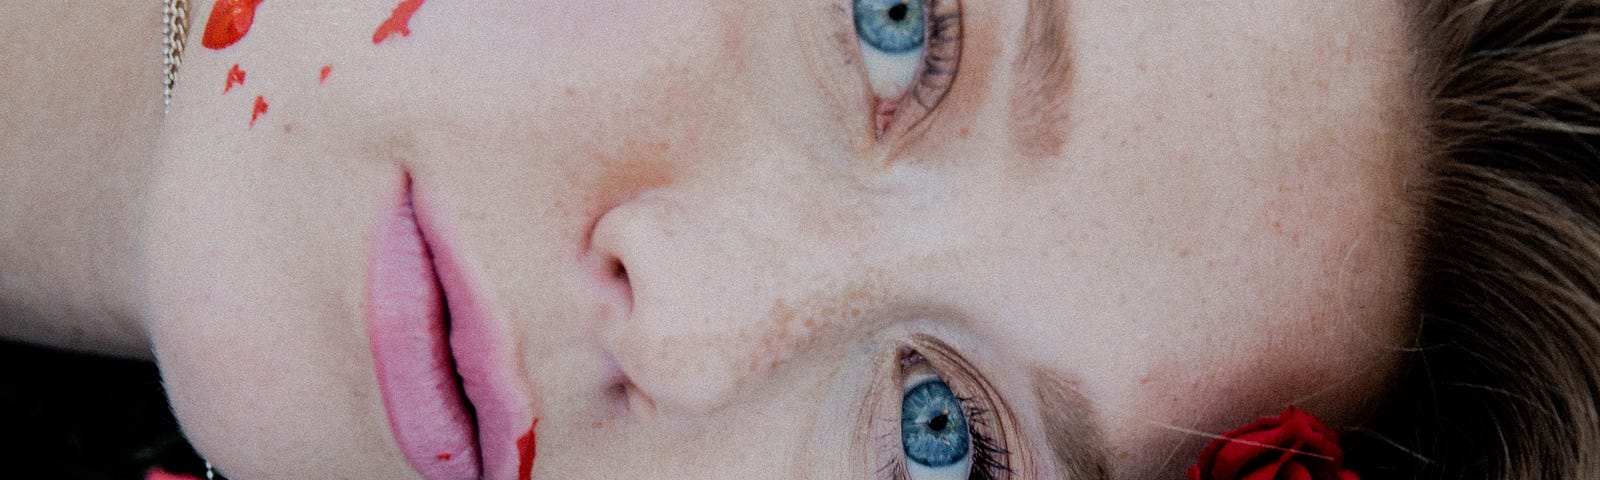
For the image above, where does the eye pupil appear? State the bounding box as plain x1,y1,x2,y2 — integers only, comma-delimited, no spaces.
928,412,948,431
852,0,926,54
888,3,908,22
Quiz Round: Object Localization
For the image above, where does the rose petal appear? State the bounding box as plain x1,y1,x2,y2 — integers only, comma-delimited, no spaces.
1188,406,1360,480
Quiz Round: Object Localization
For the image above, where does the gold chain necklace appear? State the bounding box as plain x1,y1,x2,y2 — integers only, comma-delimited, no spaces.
162,0,191,114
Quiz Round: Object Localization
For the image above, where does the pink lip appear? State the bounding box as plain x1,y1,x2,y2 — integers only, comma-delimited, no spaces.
368,177,534,480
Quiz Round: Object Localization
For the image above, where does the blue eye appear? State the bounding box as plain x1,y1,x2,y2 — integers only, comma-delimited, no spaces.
901,379,971,468
854,0,926,54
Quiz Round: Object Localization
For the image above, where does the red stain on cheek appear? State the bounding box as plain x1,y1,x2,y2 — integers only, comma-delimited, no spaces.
436,453,452,461
319,65,333,84
373,0,426,45
224,64,246,93
201,0,265,50
250,95,268,128
516,417,538,480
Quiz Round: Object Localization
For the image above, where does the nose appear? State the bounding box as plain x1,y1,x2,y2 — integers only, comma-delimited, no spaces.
589,192,752,413
587,183,866,415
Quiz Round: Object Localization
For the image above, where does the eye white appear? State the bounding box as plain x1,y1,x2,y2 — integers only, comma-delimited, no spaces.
860,44,925,99
907,456,973,480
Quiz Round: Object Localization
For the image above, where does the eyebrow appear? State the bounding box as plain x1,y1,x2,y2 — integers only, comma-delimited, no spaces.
1008,0,1075,159
1030,368,1111,480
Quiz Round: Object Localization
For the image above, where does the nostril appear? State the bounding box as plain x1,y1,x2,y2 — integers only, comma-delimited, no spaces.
600,256,633,311
609,259,629,284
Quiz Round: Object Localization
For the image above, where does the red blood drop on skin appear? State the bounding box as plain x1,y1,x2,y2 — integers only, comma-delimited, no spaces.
517,417,539,480
250,95,268,128
373,0,426,45
436,453,452,461
201,0,265,50
319,65,332,84
224,64,246,93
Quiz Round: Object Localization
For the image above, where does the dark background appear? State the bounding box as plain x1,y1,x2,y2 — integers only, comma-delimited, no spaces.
0,340,208,479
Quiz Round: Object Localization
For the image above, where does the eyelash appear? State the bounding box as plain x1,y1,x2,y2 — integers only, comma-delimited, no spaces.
907,4,960,112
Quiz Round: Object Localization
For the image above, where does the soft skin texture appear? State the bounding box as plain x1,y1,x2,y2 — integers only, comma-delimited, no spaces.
3,0,1418,478
0,2,160,358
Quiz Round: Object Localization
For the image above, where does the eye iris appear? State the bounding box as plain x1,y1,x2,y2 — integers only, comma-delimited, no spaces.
853,0,926,54
900,380,971,468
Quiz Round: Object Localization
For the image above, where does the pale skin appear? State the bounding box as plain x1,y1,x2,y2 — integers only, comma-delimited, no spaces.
1,0,1420,478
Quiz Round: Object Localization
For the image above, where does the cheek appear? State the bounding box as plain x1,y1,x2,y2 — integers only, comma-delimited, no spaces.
1122,209,1413,463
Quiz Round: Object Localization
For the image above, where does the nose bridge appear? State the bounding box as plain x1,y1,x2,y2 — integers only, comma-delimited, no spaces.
590,185,888,413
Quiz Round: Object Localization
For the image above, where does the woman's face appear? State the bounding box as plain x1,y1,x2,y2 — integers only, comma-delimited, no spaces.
146,0,1419,478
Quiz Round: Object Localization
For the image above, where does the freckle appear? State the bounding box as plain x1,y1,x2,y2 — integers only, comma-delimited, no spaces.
282,123,295,134
1205,91,1217,100
1178,248,1193,259
564,87,576,97
1136,62,1148,72
959,127,970,138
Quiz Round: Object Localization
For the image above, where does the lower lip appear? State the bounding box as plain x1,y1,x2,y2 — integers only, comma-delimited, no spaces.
367,184,482,480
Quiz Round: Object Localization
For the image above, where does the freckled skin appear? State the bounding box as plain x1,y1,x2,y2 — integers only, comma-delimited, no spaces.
134,0,1422,478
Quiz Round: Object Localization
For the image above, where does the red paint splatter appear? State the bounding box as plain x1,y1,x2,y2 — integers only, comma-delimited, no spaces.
373,0,426,45
516,417,539,480
435,453,452,461
250,95,268,128
201,0,265,50
319,65,333,84
224,64,247,93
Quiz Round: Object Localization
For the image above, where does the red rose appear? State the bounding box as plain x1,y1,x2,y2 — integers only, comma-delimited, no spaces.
1187,406,1360,480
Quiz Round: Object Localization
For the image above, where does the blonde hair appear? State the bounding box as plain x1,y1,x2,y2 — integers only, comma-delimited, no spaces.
1372,0,1600,477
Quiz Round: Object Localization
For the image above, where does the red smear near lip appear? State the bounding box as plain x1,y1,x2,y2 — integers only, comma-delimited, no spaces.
250,95,268,128
517,417,538,480
202,0,264,50
373,0,426,45
224,64,246,93
319,65,333,84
